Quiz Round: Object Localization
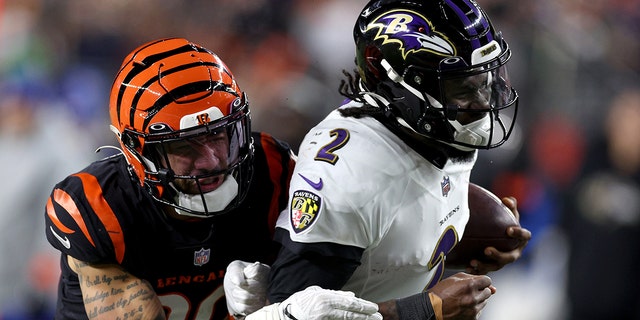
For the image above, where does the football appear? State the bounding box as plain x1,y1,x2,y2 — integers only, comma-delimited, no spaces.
446,183,521,269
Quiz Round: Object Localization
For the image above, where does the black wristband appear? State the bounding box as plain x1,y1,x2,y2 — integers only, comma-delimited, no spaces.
396,292,436,320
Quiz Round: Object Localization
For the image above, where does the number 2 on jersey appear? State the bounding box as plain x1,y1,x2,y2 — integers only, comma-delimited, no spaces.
425,226,459,290
314,128,350,164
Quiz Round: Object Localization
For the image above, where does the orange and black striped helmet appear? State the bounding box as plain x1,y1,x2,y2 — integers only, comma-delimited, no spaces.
109,38,253,217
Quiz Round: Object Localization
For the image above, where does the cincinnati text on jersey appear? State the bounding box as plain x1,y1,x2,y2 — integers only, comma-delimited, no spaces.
155,270,225,288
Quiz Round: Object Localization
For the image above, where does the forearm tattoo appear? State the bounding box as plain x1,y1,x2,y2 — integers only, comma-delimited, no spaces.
73,259,164,320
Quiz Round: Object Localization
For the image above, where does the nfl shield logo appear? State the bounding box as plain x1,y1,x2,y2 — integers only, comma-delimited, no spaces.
441,176,451,197
194,248,210,266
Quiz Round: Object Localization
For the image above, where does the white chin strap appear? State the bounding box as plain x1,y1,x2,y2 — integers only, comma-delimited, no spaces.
175,175,239,216
448,116,491,151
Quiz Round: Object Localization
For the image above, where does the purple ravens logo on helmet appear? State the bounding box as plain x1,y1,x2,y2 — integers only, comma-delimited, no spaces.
367,9,456,60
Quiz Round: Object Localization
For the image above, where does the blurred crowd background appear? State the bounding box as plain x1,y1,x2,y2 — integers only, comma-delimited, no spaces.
0,0,638,319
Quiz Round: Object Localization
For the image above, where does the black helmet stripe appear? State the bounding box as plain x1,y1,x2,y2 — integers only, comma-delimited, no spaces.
125,61,227,129
115,42,233,127
141,80,238,131
116,43,196,124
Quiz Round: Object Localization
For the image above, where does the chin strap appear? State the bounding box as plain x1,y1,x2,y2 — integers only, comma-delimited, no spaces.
95,145,124,155
174,175,239,217
448,116,492,151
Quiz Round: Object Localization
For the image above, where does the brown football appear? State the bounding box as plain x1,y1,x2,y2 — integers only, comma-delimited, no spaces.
446,183,521,269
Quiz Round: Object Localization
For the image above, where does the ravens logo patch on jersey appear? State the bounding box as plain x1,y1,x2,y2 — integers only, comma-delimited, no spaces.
290,190,321,233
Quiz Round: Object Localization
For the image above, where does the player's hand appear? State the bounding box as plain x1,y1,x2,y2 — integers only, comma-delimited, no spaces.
246,286,382,320
467,196,532,275
224,260,270,319
429,272,496,320
280,286,382,320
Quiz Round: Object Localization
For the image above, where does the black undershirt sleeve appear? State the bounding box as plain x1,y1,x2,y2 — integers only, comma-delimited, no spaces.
267,228,364,303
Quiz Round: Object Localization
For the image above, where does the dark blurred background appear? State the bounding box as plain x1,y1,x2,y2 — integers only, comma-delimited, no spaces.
0,0,638,319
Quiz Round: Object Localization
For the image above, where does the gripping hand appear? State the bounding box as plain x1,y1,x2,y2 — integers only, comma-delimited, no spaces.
247,286,382,320
224,260,271,319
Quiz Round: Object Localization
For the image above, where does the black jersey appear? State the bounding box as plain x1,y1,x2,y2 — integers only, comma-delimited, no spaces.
45,132,295,320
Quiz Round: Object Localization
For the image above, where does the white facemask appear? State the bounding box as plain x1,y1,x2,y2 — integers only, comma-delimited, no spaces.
174,175,239,216
448,116,492,151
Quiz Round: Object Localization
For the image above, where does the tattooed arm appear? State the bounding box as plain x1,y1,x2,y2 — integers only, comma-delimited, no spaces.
67,256,165,320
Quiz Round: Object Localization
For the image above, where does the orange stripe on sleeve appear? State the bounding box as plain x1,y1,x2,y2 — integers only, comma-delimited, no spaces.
46,197,75,234
260,134,287,235
53,188,96,247
73,173,126,264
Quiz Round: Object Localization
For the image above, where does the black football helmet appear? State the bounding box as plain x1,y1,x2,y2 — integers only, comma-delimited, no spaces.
354,0,518,150
109,38,253,218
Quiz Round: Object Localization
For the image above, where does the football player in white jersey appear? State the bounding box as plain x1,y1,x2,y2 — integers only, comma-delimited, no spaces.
225,0,531,319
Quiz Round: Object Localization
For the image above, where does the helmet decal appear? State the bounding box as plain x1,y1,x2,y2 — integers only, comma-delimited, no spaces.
180,106,224,130
367,9,456,60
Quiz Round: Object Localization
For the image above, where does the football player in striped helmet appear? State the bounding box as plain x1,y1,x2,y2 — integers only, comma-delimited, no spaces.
47,37,383,320
109,38,254,219
44,38,303,320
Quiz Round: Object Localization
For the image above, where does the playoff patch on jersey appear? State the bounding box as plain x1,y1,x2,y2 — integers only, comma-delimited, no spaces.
290,190,321,233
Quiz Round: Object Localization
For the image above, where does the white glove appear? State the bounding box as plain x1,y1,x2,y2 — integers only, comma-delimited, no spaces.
246,286,383,320
224,260,271,319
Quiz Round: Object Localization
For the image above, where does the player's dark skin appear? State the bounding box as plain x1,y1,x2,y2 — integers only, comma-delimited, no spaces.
376,197,531,320
378,273,495,320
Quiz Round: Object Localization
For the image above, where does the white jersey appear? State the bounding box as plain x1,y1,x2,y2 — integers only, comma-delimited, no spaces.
276,101,476,302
